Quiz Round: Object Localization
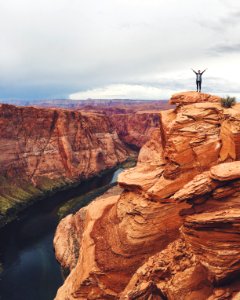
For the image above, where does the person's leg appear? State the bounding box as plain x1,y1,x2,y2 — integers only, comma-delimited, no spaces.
196,81,199,92
199,81,202,92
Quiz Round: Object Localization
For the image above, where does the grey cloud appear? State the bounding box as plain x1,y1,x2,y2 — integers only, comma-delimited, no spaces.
204,77,240,94
134,76,240,95
0,0,239,99
208,42,240,55
196,4,240,32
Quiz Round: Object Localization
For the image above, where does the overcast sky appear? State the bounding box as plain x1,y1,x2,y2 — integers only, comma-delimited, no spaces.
0,0,240,100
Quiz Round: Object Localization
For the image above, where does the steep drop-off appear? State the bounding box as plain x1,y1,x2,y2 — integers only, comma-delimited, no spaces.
54,91,240,299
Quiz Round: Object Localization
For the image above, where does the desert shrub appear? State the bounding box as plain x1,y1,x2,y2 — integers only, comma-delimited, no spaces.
221,96,236,108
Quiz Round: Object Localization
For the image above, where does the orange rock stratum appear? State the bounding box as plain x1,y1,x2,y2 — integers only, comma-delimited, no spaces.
54,92,240,299
0,104,129,184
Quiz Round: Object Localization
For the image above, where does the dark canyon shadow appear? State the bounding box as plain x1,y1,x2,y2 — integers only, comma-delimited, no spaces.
0,167,123,300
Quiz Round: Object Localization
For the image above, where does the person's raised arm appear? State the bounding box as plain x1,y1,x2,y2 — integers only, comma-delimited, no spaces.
201,68,207,75
191,68,197,74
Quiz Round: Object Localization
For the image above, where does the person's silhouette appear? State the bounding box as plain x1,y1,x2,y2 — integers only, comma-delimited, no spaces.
191,68,207,92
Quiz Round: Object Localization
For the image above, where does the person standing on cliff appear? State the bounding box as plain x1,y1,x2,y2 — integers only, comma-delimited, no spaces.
191,68,207,92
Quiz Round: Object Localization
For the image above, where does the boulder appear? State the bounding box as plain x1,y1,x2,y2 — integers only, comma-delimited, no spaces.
210,161,240,181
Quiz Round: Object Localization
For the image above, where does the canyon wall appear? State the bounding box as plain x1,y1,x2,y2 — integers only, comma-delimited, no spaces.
0,104,129,183
108,112,161,149
0,104,130,221
54,91,240,299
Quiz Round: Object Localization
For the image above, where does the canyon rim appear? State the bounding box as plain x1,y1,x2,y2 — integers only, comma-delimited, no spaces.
54,91,240,300
1,1,240,299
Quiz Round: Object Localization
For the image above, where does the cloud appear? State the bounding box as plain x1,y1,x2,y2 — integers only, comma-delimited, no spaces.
208,42,240,55
69,84,176,100
0,0,240,100
197,11,240,32
196,0,240,32
70,76,240,101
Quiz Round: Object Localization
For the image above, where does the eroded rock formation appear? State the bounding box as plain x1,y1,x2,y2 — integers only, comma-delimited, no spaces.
54,92,240,299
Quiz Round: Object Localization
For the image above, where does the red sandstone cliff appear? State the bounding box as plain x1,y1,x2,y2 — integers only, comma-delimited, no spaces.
108,112,161,149
54,91,240,299
0,104,130,219
0,104,130,183
36,100,169,150
79,102,168,150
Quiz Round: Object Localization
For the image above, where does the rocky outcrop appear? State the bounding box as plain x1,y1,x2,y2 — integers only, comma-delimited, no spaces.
0,104,130,219
54,127,190,299
121,238,213,300
170,91,221,105
121,235,240,300
122,166,240,299
54,92,240,299
220,114,240,161
210,161,240,181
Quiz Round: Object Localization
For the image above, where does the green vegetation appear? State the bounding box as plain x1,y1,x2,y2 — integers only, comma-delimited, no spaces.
221,96,236,108
0,175,69,227
57,157,137,219
0,156,137,228
37,176,72,193
0,176,42,215
121,156,137,169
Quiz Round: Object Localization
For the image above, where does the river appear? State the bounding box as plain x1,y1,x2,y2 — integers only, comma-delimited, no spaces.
0,167,124,300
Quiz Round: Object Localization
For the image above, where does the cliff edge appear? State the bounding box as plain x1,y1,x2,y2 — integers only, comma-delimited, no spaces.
54,92,240,299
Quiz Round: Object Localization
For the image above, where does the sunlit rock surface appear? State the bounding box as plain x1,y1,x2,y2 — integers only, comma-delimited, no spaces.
169,91,220,105
0,104,129,185
54,92,240,299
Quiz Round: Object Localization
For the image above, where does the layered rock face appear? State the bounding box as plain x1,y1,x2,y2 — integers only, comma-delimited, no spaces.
0,104,129,183
0,104,130,217
54,92,240,299
0,105,131,183
108,112,161,149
